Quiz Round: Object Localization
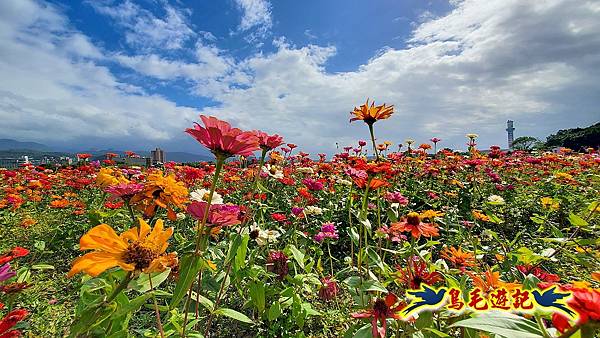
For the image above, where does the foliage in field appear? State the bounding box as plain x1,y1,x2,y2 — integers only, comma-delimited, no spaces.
1,103,599,337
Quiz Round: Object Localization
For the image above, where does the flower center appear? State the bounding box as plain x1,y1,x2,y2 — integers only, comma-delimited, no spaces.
407,212,421,226
373,299,389,317
123,242,158,270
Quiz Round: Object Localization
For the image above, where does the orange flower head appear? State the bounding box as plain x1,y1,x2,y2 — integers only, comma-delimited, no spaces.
350,99,394,125
441,246,476,269
390,212,439,239
68,218,177,278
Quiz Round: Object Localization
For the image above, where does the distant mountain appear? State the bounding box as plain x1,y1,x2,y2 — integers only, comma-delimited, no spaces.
0,139,49,151
163,151,212,163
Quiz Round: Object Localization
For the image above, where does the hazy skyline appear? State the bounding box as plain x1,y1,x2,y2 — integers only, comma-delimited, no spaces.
0,0,599,154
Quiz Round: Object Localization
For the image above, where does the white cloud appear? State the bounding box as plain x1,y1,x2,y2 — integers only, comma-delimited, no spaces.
0,0,198,149
0,0,599,155
234,0,272,41
89,0,195,50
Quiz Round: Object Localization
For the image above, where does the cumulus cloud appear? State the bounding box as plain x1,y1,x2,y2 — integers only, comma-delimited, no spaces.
200,0,600,152
89,0,195,50
0,0,198,150
0,0,599,155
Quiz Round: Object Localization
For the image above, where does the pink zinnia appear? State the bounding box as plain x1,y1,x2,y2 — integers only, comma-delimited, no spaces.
186,115,260,158
187,201,241,227
254,130,284,150
105,183,144,200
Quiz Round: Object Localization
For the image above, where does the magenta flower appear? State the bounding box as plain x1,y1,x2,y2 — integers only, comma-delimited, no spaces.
266,251,289,279
0,264,16,282
186,115,260,158
384,192,409,206
187,201,241,227
302,178,324,191
318,277,339,301
105,183,144,200
314,222,338,243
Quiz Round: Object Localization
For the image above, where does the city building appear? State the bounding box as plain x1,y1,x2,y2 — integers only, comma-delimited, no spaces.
151,147,165,165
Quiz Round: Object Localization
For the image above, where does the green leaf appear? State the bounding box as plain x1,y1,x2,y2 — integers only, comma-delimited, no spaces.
449,312,544,338
169,254,202,309
349,227,360,245
422,328,450,337
190,291,214,312
268,302,281,321
214,308,253,324
234,234,250,271
113,293,153,318
353,323,374,338
31,264,55,270
128,268,171,293
289,244,305,269
568,213,588,227
248,281,266,313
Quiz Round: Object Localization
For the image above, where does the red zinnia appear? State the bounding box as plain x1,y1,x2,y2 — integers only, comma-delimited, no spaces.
0,247,29,266
0,309,28,338
351,293,406,338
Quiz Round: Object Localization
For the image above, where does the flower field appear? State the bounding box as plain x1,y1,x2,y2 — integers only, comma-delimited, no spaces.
1,102,599,338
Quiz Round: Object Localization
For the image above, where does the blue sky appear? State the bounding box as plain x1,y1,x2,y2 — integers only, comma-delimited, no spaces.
0,0,599,155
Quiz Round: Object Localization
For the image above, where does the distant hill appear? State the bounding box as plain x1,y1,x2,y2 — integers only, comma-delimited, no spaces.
545,122,600,150
0,139,49,151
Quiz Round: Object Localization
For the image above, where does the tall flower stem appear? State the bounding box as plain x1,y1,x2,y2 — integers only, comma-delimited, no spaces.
183,155,225,336
204,149,268,337
368,123,379,161
149,274,165,338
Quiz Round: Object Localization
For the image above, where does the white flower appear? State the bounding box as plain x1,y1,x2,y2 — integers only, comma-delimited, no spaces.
262,164,284,179
336,178,352,186
487,195,505,205
190,188,223,205
304,205,323,215
296,167,314,174
250,223,280,246
466,133,479,139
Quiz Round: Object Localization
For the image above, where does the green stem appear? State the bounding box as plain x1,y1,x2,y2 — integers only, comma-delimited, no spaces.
368,123,379,161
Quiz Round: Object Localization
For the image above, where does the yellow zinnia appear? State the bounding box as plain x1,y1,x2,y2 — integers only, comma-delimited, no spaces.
68,218,176,277
97,168,129,188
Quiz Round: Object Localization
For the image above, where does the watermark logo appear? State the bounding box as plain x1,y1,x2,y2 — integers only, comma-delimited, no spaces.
402,285,578,320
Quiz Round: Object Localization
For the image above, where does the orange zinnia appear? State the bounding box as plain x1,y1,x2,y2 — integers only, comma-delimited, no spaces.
68,218,176,277
130,171,188,221
390,212,439,239
440,246,476,269
350,99,394,125
467,269,520,294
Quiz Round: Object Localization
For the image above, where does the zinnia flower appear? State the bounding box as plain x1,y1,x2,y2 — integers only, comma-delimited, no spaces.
186,115,260,158
351,293,406,338
396,256,443,289
130,171,188,221
105,183,144,201
542,283,600,333
0,264,16,282
67,219,177,277
350,99,394,125
190,189,223,205
186,201,241,228
0,247,29,266
390,212,439,239
440,246,476,269
266,251,289,279
254,131,284,151
0,309,28,338
318,277,339,301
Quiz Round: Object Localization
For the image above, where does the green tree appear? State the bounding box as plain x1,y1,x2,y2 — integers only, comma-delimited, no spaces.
512,136,543,151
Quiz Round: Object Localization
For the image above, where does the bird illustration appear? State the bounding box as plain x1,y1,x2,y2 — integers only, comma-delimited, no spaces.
532,286,576,317
402,285,447,316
